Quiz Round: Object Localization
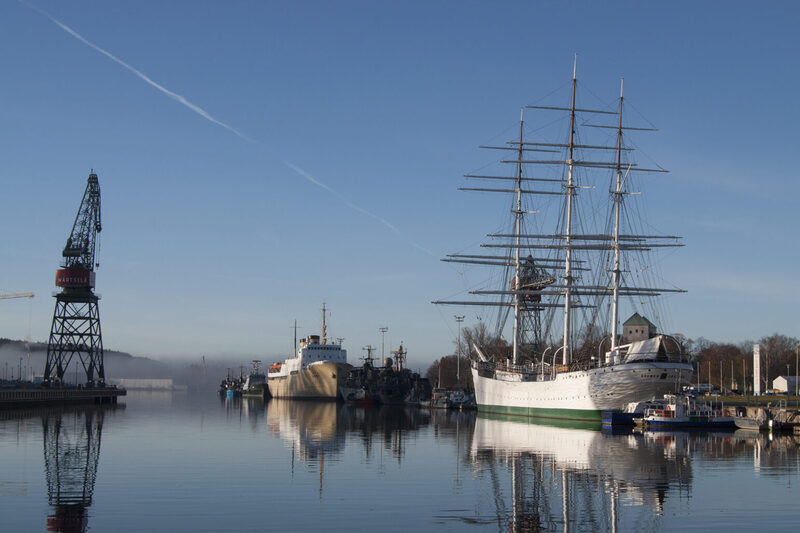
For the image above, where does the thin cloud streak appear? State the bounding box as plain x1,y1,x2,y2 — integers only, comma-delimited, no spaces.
21,0,256,143
285,162,435,256
23,1,432,257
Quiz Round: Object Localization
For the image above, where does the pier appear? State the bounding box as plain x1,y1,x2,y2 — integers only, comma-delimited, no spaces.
0,387,125,406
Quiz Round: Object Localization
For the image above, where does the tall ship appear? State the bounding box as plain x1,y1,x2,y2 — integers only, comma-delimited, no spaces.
267,303,350,400
434,59,693,421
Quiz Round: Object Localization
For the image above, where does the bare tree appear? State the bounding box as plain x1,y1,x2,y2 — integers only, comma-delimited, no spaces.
757,333,799,390
458,321,507,362
425,354,474,391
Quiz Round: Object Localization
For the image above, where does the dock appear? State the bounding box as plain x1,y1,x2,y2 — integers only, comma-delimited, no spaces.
0,387,126,406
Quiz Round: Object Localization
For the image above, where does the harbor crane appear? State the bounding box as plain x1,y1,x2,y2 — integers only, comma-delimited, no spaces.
44,171,105,387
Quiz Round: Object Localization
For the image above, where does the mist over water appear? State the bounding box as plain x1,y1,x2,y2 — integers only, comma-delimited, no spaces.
0,339,236,389
1,392,799,532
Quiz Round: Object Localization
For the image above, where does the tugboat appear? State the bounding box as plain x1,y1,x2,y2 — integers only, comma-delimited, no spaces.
242,360,268,398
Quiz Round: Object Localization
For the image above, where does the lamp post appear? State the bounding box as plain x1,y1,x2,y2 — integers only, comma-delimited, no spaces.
742,359,746,395
454,315,464,389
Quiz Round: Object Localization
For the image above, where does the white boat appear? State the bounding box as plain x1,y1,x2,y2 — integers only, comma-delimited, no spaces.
267,303,350,400
435,59,693,422
635,394,735,429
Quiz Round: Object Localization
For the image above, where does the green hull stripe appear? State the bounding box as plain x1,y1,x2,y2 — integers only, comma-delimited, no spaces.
477,403,603,425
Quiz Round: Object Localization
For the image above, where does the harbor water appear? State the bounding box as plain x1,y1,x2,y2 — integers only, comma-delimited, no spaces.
1,392,799,532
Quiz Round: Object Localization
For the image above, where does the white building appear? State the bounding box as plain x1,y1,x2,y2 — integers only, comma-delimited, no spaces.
116,378,174,390
772,376,799,395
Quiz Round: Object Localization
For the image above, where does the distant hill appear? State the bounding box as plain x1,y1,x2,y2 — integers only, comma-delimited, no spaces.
0,337,168,380
0,338,238,391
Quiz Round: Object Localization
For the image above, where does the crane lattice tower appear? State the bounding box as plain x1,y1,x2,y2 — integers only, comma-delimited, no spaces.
515,255,556,358
44,172,104,386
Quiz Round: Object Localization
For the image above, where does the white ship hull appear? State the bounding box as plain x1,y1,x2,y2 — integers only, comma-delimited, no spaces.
471,361,693,421
268,362,350,400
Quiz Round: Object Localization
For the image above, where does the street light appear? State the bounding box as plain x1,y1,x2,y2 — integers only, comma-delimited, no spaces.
454,315,465,390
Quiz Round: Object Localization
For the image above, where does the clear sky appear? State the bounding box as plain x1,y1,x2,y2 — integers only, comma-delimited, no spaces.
0,1,797,369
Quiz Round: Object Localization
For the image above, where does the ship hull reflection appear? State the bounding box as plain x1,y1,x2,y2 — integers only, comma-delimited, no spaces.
470,412,692,532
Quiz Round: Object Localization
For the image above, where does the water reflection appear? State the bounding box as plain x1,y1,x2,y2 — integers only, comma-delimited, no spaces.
0,405,122,533
468,414,800,532
637,428,800,476
469,415,692,532
225,397,800,529
266,400,344,460
340,404,436,464
264,400,445,464
221,395,267,430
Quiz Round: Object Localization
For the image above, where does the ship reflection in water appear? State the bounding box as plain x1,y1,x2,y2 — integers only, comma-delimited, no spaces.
252,399,800,531
470,415,692,531
264,400,437,482
469,415,800,532
3,395,800,531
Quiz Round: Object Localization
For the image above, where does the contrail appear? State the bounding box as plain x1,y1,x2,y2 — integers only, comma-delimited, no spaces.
23,1,433,256
285,162,435,256
20,0,256,143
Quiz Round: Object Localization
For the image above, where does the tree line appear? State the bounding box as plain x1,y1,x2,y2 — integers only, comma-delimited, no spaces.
677,333,799,393
424,324,799,393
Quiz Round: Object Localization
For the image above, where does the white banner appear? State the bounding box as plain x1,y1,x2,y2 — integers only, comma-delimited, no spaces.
753,344,761,396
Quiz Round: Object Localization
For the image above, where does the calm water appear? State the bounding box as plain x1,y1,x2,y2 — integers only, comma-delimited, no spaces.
1,392,799,532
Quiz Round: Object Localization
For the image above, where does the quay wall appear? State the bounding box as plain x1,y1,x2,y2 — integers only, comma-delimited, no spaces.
0,388,126,406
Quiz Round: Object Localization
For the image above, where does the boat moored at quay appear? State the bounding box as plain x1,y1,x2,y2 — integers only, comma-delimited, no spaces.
267,304,351,400
435,59,693,422
241,360,268,398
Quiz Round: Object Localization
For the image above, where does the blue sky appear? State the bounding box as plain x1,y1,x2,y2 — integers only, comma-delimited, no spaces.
0,1,797,369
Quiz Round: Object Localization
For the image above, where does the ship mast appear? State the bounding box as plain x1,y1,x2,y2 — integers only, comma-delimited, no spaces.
293,319,298,358
512,108,525,365
610,79,624,351
561,56,578,366
321,301,327,345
